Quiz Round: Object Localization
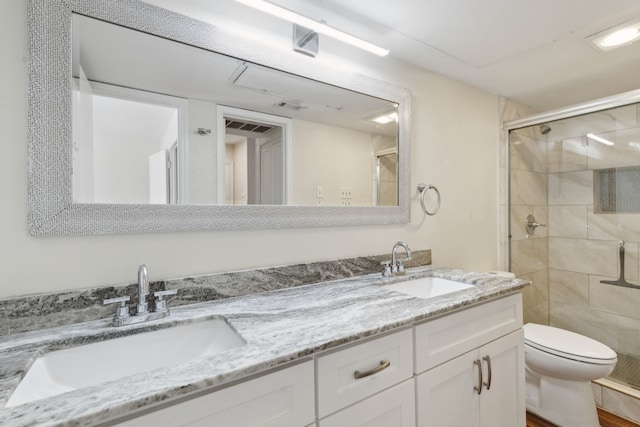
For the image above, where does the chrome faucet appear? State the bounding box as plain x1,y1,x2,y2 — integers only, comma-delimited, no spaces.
137,264,149,315
383,241,412,277
103,264,177,327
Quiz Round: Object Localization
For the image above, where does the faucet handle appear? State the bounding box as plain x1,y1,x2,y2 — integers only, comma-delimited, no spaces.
103,296,131,321
382,262,392,277
153,289,177,314
154,289,177,298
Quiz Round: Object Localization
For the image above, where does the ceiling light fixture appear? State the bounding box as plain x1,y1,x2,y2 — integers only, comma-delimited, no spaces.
233,0,389,56
587,133,615,146
587,21,640,51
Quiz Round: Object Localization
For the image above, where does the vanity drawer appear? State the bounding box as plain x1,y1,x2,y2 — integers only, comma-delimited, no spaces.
316,328,413,418
414,293,522,373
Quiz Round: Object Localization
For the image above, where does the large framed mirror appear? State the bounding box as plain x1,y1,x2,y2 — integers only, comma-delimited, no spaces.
28,0,411,235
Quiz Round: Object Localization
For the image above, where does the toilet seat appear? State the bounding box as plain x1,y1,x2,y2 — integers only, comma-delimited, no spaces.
524,323,617,364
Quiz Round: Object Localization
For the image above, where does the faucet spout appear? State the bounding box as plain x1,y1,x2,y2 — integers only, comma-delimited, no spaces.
104,264,178,326
382,241,412,276
137,264,149,315
392,241,412,267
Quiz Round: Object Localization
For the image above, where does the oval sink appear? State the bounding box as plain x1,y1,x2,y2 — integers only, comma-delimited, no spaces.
6,317,245,407
382,276,473,299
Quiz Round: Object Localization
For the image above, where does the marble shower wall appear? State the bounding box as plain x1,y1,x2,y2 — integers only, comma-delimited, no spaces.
509,124,549,325
510,102,640,356
499,97,538,271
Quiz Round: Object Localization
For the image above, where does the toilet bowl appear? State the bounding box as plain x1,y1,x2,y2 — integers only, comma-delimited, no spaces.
523,323,617,427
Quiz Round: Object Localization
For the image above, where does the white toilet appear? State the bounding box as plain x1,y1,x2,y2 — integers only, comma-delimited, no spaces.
523,323,617,427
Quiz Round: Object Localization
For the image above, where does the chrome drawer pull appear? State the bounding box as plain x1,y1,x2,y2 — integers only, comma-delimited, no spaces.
482,355,492,390
354,360,391,379
473,359,483,395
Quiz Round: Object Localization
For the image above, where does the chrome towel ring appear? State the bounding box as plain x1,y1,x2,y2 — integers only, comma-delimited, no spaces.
417,183,441,216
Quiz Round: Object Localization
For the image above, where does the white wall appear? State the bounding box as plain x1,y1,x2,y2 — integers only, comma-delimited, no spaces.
233,141,248,205
71,72,95,203
291,119,373,206
92,133,154,204
0,0,500,298
186,100,217,205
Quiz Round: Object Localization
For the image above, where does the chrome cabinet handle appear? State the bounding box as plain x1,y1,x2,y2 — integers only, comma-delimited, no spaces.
473,359,483,395
354,360,391,380
482,355,492,390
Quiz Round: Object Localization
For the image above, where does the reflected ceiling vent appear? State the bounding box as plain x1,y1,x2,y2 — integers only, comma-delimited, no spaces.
273,100,307,110
225,119,274,134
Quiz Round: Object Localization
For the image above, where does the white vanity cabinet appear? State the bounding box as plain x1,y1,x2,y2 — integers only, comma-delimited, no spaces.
414,294,525,427
316,328,415,426
106,293,524,427
113,360,315,427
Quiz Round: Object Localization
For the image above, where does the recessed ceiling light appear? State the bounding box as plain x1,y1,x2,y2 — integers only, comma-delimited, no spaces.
587,22,640,51
600,27,640,47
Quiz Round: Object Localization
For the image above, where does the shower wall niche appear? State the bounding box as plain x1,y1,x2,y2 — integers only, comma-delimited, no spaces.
509,102,640,389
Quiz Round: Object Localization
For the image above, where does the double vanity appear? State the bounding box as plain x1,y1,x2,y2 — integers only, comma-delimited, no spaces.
0,265,528,426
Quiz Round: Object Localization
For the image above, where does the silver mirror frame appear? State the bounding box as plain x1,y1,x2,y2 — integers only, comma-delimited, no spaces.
27,0,411,235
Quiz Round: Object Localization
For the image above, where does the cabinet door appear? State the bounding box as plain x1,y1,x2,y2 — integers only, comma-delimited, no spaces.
416,349,480,427
114,361,315,427
479,329,525,427
319,379,415,427
415,294,522,374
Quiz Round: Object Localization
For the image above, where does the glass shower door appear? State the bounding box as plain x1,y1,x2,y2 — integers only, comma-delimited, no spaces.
509,102,640,388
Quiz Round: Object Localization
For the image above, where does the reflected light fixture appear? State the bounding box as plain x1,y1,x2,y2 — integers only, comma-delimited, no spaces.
372,111,398,124
587,21,640,51
587,133,615,146
233,0,389,56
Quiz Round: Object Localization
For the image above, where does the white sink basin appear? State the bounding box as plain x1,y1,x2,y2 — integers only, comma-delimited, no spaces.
6,317,245,407
382,276,473,299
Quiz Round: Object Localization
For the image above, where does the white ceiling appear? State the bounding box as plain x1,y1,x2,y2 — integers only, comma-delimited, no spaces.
146,0,640,113
276,0,640,112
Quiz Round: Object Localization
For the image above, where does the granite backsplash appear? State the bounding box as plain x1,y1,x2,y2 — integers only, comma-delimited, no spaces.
0,250,430,336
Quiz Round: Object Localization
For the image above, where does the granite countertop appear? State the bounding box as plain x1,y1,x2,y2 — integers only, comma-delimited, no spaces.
0,267,528,426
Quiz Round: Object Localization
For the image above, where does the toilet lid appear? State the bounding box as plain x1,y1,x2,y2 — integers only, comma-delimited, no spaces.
524,323,617,364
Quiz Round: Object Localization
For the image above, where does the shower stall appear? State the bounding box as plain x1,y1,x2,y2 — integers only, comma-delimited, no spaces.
506,93,640,394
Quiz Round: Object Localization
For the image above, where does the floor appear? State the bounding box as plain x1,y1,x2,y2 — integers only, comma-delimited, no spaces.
526,409,640,427
610,353,640,388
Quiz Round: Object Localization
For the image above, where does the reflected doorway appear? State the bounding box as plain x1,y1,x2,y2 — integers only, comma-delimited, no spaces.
72,80,186,205
375,148,398,206
217,106,291,205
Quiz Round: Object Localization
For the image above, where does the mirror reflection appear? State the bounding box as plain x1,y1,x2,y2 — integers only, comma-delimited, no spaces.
71,14,399,207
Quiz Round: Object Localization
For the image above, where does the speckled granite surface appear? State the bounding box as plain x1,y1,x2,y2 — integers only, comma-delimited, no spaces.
0,250,430,336
0,266,528,427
